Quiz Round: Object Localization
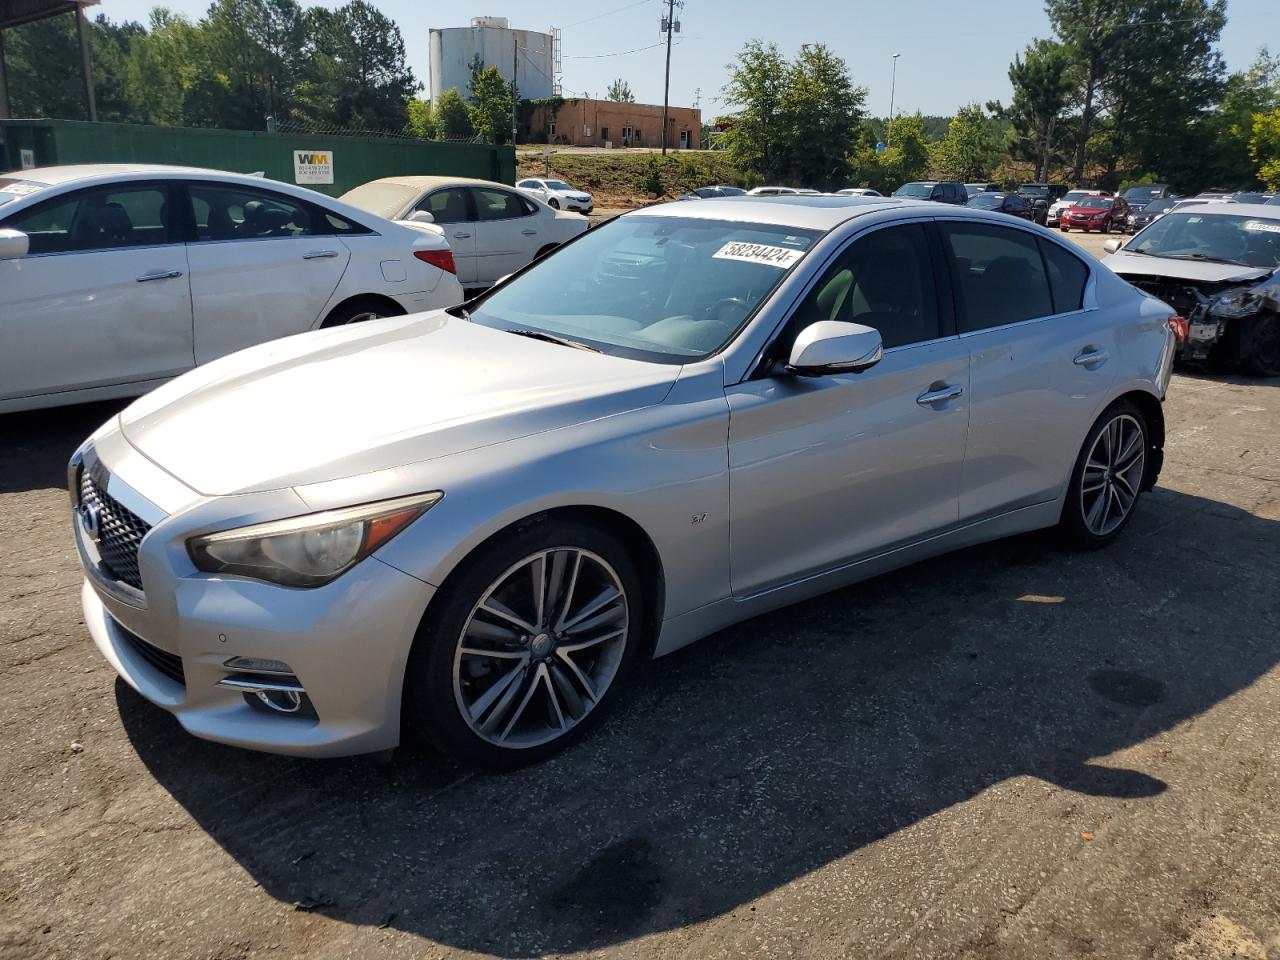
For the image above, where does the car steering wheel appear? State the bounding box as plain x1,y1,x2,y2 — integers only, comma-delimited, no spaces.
705,296,752,326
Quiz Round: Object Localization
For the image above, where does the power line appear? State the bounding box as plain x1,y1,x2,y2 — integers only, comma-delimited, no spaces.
564,39,680,60
560,0,654,30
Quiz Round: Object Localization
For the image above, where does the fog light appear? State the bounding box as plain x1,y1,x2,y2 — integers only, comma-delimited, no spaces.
223,656,294,675
255,688,304,713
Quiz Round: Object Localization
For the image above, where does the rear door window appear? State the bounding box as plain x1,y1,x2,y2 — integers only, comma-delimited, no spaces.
941,222,1054,331
473,188,533,221
188,184,315,241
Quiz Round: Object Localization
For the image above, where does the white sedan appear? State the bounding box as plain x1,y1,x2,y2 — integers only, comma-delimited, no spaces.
515,177,594,213
0,164,463,414
342,176,589,288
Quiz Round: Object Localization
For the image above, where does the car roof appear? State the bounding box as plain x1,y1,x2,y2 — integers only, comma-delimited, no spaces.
371,175,511,190
626,194,942,231
11,163,257,186
1170,202,1279,218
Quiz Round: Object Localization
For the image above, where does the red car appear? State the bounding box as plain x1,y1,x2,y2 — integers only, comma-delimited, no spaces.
1060,196,1128,233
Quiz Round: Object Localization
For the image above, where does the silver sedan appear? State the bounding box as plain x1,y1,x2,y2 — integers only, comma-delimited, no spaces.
71,196,1177,767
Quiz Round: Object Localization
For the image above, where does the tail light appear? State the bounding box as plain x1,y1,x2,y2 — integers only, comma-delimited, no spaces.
414,248,456,274
1168,314,1188,343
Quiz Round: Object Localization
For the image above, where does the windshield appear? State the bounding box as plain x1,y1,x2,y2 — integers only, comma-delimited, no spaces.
719,186,746,196
1060,191,1092,203
1142,198,1177,215
338,181,420,219
0,178,48,207
1019,186,1049,198
464,216,820,363
894,183,933,198
1077,198,1113,209
546,180,574,191
1233,193,1269,205
1127,212,1280,269
966,194,1003,209
1123,186,1158,203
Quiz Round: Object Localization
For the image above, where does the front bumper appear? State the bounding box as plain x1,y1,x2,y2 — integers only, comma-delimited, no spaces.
74,435,436,758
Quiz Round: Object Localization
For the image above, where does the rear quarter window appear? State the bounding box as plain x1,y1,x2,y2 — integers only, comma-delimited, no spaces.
1039,240,1089,312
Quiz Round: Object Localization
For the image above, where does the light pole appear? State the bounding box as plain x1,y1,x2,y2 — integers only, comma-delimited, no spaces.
886,53,900,148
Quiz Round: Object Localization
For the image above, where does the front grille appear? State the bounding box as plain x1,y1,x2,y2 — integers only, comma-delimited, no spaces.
79,464,151,590
116,620,185,686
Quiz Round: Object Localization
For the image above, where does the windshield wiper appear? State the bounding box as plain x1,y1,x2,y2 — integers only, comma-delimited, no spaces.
1160,253,1249,266
507,329,602,353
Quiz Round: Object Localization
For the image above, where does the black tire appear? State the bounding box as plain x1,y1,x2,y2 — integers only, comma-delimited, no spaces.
1060,399,1149,548
1242,314,1280,377
548,197,561,209
320,296,405,328
404,518,646,769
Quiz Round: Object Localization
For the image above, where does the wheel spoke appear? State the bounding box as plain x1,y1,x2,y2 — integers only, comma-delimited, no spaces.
1085,486,1108,531
543,550,571,628
558,627,625,656
1112,480,1135,513
465,618,521,645
550,658,592,714
563,604,624,637
499,662,546,741
480,598,538,635
1116,427,1142,467
472,661,528,730
553,552,583,630
460,645,527,660
542,665,566,730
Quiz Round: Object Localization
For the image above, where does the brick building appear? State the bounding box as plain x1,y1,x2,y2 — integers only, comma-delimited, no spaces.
527,98,701,149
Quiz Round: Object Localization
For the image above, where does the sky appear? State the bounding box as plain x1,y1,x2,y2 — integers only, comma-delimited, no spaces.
101,0,1276,118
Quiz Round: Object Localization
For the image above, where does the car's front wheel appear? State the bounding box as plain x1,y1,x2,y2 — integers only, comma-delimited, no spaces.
1061,401,1149,546
405,519,644,768
548,197,561,209
1243,314,1280,377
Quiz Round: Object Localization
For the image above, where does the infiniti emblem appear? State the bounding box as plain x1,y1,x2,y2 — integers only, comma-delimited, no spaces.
81,502,102,543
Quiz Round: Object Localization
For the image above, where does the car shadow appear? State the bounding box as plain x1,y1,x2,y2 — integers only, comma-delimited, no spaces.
115,486,1279,956
0,400,128,494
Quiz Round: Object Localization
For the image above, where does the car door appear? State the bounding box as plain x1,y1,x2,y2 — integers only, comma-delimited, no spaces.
725,221,971,596
939,220,1117,520
470,187,542,283
181,182,350,364
413,187,478,285
0,180,193,402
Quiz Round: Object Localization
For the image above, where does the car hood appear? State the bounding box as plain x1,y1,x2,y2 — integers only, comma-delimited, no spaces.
1103,251,1273,284
119,313,680,496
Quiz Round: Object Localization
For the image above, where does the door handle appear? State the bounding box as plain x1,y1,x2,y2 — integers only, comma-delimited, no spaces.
135,270,183,282
916,384,964,406
1073,348,1109,367
522,229,538,236
452,232,472,239
303,249,340,260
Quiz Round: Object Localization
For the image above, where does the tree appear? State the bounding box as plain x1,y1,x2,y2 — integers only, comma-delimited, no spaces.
467,65,511,143
407,98,437,139
1251,109,1280,189
606,78,635,103
434,87,473,139
1047,0,1129,182
990,39,1072,182
721,41,865,188
933,103,1000,181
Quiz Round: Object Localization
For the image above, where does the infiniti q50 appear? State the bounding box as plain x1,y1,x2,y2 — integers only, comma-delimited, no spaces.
70,196,1177,767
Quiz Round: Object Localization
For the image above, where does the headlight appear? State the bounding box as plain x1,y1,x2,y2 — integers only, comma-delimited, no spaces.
188,492,442,587
1209,288,1259,319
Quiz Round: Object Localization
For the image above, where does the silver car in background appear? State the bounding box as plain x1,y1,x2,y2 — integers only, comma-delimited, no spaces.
71,196,1177,767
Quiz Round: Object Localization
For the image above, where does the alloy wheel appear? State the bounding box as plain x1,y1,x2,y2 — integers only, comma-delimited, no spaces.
1080,413,1145,536
452,547,629,749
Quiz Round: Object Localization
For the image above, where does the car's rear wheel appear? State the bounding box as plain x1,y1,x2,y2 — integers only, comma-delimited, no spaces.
1243,314,1280,377
1061,401,1149,547
321,296,405,328
548,197,561,209
405,519,644,768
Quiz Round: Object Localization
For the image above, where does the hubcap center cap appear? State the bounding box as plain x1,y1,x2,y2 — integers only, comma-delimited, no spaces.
531,632,554,658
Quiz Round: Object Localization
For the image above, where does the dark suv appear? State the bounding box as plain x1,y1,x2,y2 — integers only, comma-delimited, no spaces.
1017,183,1069,224
892,181,968,204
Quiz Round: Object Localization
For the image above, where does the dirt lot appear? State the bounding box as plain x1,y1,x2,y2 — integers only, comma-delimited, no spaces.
3,252,1280,958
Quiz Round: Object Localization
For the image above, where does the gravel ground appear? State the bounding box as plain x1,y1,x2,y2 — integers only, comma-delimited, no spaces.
3,284,1279,958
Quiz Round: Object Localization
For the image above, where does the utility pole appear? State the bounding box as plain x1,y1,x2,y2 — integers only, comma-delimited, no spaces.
886,53,900,148
661,0,677,155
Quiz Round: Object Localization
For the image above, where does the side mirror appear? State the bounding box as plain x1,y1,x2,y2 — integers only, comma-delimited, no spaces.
787,321,883,376
407,210,435,224
1103,238,1123,254
0,228,30,260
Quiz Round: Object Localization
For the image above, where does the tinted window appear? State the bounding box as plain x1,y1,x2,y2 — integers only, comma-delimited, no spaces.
789,224,940,350
942,222,1053,331
417,188,471,224
1007,195,1028,212
4,184,171,254
473,188,531,221
190,185,313,241
1039,240,1089,313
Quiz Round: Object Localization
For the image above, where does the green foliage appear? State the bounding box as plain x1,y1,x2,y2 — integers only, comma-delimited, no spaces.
606,78,635,103
846,114,931,193
1,0,418,133
467,66,512,144
1250,109,1280,189
721,40,866,189
932,104,1001,181
990,38,1072,182
636,155,664,196
434,88,474,139
407,98,437,139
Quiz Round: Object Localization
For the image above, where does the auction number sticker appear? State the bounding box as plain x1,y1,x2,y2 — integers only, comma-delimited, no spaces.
1244,220,1280,234
713,241,804,268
